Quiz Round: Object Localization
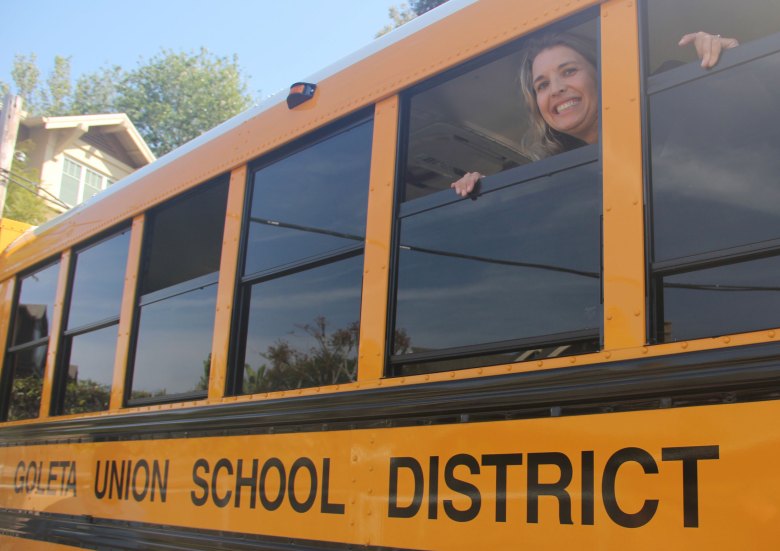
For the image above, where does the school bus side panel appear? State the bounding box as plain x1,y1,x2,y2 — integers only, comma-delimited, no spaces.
1,400,778,550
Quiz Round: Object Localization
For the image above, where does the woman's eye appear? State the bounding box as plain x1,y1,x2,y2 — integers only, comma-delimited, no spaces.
536,81,548,92
563,67,577,76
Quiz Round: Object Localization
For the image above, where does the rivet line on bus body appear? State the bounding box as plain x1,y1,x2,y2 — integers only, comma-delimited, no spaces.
604,352,612,359
569,357,577,364
722,337,731,344
642,347,649,354
769,330,776,338
681,342,689,349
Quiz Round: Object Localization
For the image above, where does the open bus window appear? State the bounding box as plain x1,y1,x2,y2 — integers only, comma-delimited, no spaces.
53,229,130,415
1,261,60,421
233,114,372,395
390,11,601,376
645,0,779,74
645,0,780,342
128,177,229,404
403,15,598,202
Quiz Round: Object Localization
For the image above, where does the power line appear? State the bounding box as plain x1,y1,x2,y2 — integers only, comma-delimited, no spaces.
0,167,70,210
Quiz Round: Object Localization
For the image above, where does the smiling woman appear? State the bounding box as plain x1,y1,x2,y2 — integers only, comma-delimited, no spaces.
449,28,599,198
519,32,599,160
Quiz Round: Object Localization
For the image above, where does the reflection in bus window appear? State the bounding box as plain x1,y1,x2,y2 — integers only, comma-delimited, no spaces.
234,115,372,394
646,0,780,342
391,11,601,375
55,229,130,415
1,261,60,420
129,177,229,403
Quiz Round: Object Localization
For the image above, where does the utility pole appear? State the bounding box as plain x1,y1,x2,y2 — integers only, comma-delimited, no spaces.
0,93,23,218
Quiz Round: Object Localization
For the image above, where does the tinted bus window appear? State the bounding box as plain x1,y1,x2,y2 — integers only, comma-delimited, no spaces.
55,229,130,415
645,0,780,342
2,261,60,420
391,12,601,375
235,116,372,394
129,177,229,403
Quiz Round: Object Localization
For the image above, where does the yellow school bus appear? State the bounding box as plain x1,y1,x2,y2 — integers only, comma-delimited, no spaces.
2,0,780,548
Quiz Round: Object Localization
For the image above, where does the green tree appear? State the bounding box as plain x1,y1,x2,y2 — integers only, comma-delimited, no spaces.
2,48,253,156
8,53,41,113
40,56,72,116
116,48,252,156
70,65,123,114
377,0,449,37
62,378,111,414
2,140,52,224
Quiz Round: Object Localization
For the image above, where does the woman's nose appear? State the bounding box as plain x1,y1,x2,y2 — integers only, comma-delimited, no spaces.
550,76,566,95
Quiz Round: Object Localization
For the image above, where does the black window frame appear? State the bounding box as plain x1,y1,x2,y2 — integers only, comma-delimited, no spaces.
387,8,604,377
228,109,374,396
126,175,230,406
50,226,131,416
640,2,780,343
0,258,61,421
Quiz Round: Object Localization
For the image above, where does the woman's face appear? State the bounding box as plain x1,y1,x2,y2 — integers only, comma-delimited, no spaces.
531,45,599,144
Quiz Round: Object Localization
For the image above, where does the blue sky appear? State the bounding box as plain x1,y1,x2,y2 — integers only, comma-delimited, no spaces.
1,0,397,102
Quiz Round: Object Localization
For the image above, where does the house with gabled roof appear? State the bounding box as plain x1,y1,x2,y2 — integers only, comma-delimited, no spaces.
17,113,154,211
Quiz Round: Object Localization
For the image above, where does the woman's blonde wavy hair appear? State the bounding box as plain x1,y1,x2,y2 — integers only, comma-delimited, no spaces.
518,32,598,161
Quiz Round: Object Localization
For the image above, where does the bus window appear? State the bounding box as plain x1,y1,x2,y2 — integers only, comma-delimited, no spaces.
1,261,60,420
402,14,598,201
645,0,780,342
233,115,372,395
390,12,601,375
646,0,779,74
128,177,229,403
53,229,130,415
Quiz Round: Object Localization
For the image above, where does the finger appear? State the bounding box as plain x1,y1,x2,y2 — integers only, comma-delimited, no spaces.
694,34,710,65
706,37,722,68
678,32,698,46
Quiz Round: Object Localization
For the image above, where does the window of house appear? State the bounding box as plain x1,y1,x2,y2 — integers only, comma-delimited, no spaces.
389,10,602,376
644,0,780,341
127,176,229,404
1,261,60,421
60,157,113,206
52,229,130,415
232,113,373,395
